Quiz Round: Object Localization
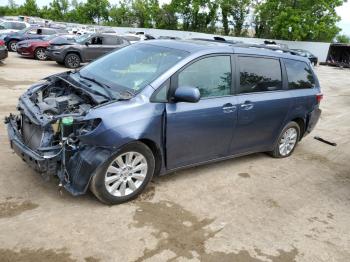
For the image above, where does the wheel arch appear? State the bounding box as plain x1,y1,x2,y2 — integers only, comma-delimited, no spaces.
138,138,163,176
291,117,306,140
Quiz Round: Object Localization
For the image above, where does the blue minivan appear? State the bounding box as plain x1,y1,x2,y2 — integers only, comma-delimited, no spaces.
6,40,322,204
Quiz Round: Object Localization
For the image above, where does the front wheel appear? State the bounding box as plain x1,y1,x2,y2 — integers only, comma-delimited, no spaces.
64,53,81,68
269,122,300,158
90,142,155,205
8,40,18,52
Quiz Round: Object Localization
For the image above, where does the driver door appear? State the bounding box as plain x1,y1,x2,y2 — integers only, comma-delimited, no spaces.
166,55,238,169
84,36,104,61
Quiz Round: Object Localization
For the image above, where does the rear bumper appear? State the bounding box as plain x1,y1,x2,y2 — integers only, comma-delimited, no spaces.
305,108,321,135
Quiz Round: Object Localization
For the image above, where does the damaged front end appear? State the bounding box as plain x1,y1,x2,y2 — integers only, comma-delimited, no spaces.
5,72,112,195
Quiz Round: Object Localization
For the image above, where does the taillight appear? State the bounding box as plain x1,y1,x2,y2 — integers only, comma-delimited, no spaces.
316,93,323,104
0,40,4,46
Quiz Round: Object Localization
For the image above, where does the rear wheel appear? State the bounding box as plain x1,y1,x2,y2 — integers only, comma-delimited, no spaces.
64,53,81,68
270,122,300,158
8,40,18,52
90,142,155,205
34,47,47,60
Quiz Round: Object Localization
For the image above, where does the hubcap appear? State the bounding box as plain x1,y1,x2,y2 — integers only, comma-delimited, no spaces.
279,127,298,156
68,55,79,67
37,49,46,60
10,42,17,51
104,152,148,197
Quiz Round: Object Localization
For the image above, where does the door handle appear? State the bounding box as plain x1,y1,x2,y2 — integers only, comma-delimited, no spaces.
222,104,237,113
240,101,254,110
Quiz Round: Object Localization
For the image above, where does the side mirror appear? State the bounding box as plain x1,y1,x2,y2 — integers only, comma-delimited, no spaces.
85,41,89,46
173,86,200,103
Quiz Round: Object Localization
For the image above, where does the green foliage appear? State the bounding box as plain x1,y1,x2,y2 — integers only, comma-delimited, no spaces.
0,0,346,42
336,34,350,43
21,0,40,16
254,0,345,42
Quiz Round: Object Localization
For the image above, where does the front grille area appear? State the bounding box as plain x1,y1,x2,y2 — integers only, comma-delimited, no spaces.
22,115,44,150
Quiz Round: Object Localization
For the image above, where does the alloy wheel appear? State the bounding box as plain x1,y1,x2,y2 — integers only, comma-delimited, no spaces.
36,49,47,60
104,152,148,197
67,55,79,68
10,42,17,52
279,127,298,156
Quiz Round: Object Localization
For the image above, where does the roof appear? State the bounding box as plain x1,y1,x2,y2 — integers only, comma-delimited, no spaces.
145,40,310,63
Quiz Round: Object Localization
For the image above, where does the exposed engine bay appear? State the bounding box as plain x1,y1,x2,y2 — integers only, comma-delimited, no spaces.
5,72,113,195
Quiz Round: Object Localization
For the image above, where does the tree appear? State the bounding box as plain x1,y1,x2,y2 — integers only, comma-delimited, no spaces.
172,0,218,32
254,0,346,41
84,0,110,24
45,0,69,21
108,0,136,27
230,0,251,36
336,34,350,43
220,0,231,35
156,3,178,29
21,0,40,17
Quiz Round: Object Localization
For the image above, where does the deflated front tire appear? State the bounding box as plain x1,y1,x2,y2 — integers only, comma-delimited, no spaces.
90,142,155,205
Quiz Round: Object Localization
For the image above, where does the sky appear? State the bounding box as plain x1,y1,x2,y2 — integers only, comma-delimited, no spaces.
1,0,350,36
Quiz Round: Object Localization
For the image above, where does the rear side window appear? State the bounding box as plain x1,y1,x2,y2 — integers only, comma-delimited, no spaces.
42,29,55,35
103,36,121,45
284,59,315,89
178,56,232,98
238,56,282,94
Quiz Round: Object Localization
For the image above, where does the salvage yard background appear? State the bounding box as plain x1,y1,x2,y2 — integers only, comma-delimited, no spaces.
0,53,350,261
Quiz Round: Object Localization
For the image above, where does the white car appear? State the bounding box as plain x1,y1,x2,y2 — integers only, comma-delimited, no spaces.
0,20,30,34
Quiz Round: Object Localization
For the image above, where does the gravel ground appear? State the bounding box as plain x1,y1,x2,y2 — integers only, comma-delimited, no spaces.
0,52,349,262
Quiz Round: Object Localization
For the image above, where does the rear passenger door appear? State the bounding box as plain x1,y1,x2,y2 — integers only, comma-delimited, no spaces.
101,36,123,54
229,55,293,154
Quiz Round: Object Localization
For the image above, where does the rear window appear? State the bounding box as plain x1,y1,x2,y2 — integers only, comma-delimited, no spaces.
284,59,315,89
238,56,282,94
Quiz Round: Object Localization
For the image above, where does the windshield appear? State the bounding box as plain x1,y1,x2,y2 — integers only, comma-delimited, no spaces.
79,44,189,94
43,34,57,41
75,34,92,44
0,22,9,29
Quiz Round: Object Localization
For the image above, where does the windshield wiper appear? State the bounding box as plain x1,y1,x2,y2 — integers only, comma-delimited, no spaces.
76,71,115,100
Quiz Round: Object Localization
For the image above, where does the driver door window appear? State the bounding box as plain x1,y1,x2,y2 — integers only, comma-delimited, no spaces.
178,56,232,98
91,36,103,45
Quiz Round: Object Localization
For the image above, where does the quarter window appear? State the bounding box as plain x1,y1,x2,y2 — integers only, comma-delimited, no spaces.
284,59,315,89
178,56,232,98
238,56,282,93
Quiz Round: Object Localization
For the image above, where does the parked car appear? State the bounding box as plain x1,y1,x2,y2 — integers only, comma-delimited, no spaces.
4,27,67,52
291,49,318,66
0,20,30,35
0,39,8,61
17,34,76,60
121,33,155,44
46,33,129,68
5,40,322,204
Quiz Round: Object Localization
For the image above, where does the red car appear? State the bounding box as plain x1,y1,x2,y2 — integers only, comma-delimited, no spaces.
0,40,8,61
16,34,75,60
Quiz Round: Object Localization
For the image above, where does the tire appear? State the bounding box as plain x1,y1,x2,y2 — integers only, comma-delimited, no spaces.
269,122,300,158
64,53,81,68
8,40,18,52
90,142,155,205
34,47,47,60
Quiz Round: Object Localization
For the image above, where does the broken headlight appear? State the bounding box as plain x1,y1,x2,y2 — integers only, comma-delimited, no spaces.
76,118,102,136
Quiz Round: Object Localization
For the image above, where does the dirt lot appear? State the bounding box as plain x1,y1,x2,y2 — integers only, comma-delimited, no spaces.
0,52,349,262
